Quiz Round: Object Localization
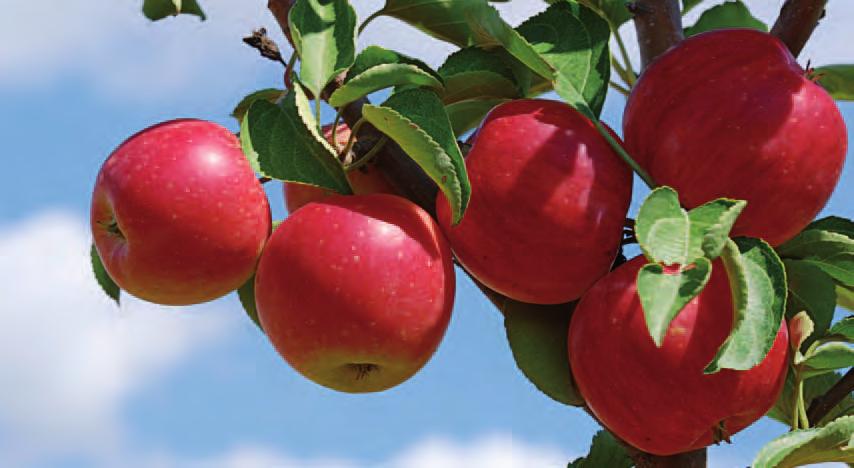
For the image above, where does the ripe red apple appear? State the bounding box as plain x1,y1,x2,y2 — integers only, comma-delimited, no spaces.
436,99,632,304
255,194,455,393
568,255,789,455
284,123,396,212
91,119,271,305
624,29,847,246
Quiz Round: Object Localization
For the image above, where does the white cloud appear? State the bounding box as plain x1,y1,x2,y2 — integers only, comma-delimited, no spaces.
0,211,233,464
136,433,572,468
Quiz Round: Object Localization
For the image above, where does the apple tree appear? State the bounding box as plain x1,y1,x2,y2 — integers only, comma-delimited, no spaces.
90,0,854,466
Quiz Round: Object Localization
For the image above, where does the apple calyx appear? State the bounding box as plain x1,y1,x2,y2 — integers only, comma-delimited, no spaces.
349,363,379,380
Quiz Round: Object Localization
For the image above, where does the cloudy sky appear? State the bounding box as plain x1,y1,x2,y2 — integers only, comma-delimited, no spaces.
0,1,851,467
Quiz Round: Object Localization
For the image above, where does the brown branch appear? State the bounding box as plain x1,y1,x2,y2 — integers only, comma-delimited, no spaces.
267,2,704,466
771,0,827,58
629,0,684,70
807,367,854,425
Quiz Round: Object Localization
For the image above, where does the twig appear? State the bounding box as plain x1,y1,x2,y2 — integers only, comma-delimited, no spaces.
807,367,854,425
770,0,828,58
243,28,286,65
629,0,684,69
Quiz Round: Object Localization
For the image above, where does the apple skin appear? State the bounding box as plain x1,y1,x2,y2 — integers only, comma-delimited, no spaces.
284,123,396,212
624,29,847,246
91,119,271,305
568,255,789,455
255,193,455,393
436,99,632,304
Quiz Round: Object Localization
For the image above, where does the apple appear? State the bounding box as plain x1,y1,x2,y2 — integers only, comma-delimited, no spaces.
436,99,632,304
255,193,455,393
624,29,847,246
284,123,396,212
568,255,789,455
91,119,271,305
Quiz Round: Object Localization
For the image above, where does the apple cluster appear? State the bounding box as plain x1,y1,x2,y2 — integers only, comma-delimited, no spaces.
90,29,847,456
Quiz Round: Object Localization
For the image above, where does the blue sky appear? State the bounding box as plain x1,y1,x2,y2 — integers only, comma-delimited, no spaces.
0,1,851,467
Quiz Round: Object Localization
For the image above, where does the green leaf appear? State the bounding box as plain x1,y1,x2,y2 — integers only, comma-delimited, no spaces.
828,316,854,342
568,430,633,468
768,371,854,427
503,300,584,406
329,46,443,107
445,98,507,136
91,244,120,304
142,0,206,21
288,0,357,99
637,258,712,347
785,259,837,349
362,88,470,223
237,274,262,331
684,0,767,37
682,0,703,14
753,415,854,468
574,0,632,29
231,89,284,123
438,47,520,103
687,198,746,260
375,0,496,47
241,85,352,193
636,187,690,265
801,342,854,378
838,285,854,311
778,217,854,286
706,238,787,373
814,65,854,101
516,1,611,118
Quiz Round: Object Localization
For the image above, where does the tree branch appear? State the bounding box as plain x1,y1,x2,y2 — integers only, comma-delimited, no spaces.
630,0,684,70
807,367,854,425
770,0,827,58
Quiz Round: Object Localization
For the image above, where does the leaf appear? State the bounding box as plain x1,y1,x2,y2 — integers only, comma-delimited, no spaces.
288,0,357,99
814,65,854,101
516,1,611,118
438,47,520,104
375,0,495,47
362,88,470,223
232,89,285,123
801,342,854,378
91,244,120,304
788,311,815,355
828,316,854,342
568,430,633,468
637,258,712,347
636,187,690,265
785,259,837,349
686,198,746,260
503,300,584,406
769,371,854,428
778,216,854,286
241,85,352,193
753,415,854,468
682,0,703,14
237,274,262,330
684,0,767,37
445,98,507,136
575,0,632,29
706,238,787,373
838,285,854,311
328,46,443,107
142,0,206,21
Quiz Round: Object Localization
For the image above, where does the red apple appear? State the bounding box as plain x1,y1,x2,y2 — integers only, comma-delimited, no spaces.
568,255,789,455
624,29,847,246
284,123,396,212
91,119,271,305
436,99,632,304
255,194,455,392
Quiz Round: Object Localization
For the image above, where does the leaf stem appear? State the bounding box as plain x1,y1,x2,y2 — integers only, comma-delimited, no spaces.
609,81,630,96
346,136,388,172
797,378,810,429
330,107,345,151
613,28,637,87
315,98,323,134
284,51,297,91
358,9,383,35
593,121,655,189
339,118,365,161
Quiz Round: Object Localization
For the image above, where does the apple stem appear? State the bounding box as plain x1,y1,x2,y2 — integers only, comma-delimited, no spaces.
339,118,365,162
593,120,656,189
346,136,388,172
358,9,383,36
331,108,345,151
